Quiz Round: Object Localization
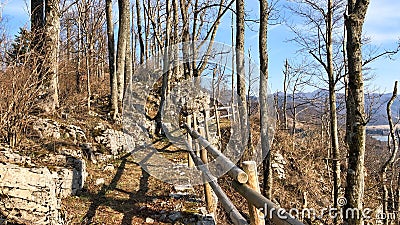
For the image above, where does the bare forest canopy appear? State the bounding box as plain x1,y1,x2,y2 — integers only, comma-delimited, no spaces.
1,0,400,225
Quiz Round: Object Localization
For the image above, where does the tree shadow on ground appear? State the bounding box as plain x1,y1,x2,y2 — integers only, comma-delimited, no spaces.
80,139,195,225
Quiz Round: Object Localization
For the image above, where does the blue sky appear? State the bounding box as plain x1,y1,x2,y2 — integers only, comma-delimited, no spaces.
2,0,399,93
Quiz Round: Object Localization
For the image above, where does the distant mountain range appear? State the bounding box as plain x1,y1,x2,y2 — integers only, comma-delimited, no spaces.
274,90,400,126
205,87,400,126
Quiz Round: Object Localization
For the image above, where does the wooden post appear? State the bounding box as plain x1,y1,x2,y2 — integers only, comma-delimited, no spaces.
231,103,236,122
232,181,305,225
200,127,217,214
242,161,264,225
184,124,248,183
187,114,194,167
188,147,248,225
193,112,200,157
203,109,211,141
214,104,222,147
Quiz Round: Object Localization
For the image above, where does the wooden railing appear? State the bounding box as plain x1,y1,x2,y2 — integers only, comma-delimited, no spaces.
183,109,304,225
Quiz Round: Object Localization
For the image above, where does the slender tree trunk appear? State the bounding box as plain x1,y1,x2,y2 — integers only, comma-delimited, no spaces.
43,0,60,112
283,59,289,130
86,43,91,111
31,0,44,66
180,0,191,79
155,0,171,135
116,0,130,114
235,0,248,159
292,92,296,152
125,19,133,94
381,81,398,225
106,0,117,116
326,1,341,223
231,11,236,122
76,15,82,93
135,0,145,64
144,0,150,60
259,0,271,199
344,1,370,224
172,0,180,80
397,172,400,212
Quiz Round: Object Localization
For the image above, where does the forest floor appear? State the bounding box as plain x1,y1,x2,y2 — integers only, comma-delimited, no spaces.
13,94,250,225
61,137,223,225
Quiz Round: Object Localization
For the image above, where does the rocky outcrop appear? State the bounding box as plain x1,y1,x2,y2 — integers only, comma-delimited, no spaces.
52,155,87,198
32,118,86,144
93,123,141,156
0,164,63,225
0,148,87,224
271,152,287,179
0,145,34,167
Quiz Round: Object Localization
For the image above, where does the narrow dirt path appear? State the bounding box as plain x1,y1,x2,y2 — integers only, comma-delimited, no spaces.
62,138,214,225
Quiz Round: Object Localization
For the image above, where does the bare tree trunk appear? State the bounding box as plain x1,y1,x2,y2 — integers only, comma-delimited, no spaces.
259,0,271,199
125,5,132,95
292,91,296,152
236,0,248,159
144,0,150,61
326,1,341,223
172,0,180,80
231,11,236,123
283,59,289,130
180,0,191,79
76,15,82,93
43,0,60,112
381,81,398,225
155,0,171,135
135,0,145,64
344,1,370,224
106,0,117,116
86,43,91,111
115,0,130,115
397,171,400,212
31,0,44,63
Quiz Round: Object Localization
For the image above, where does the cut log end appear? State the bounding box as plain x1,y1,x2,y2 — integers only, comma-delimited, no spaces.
236,171,249,184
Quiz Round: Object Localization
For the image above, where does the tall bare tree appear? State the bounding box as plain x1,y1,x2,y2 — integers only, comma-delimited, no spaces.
115,0,130,117
344,0,370,224
326,2,342,222
42,0,60,112
31,0,44,55
259,0,271,199
283,59,289,130
105,0,117,117
155,0,171,135
135,0,145,64
287,1,345,219
380,81,398,225
235,0,248,159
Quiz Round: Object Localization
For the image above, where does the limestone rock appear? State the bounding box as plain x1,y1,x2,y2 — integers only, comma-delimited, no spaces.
52,156,87,198
32,118,86,144
33,118,61,139
0,145,34,166
272,152,286,179
94,128,137,156
103,164,115,172
95,178,105,186
145,217,155,223
0,164,63,225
